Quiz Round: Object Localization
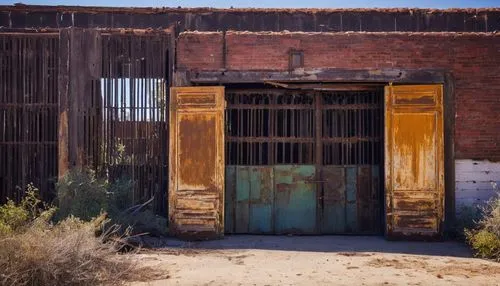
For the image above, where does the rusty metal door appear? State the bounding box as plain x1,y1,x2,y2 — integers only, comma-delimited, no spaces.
385,85,444,239
169,86,225,239
224,89,384,235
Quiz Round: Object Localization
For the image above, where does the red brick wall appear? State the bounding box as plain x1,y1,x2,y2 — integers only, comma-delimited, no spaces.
176,32,224,70
177,31,500,161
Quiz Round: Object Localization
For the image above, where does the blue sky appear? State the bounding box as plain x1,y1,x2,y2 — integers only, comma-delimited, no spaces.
0,0,499,8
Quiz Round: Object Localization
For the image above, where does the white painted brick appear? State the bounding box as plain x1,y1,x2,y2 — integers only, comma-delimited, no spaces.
455,159,500,212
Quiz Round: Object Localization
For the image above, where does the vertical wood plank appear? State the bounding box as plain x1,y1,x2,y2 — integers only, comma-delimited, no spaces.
58,29,70,177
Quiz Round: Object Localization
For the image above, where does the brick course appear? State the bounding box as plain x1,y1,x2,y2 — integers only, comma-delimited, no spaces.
177,31,500,161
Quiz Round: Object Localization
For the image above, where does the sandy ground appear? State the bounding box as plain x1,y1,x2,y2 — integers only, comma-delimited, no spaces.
129,235,500,286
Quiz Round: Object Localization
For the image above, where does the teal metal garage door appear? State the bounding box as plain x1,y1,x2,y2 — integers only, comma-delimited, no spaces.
224,88,383,234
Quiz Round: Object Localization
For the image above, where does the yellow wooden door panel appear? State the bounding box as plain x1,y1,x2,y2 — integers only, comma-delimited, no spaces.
385,85,444,239
393,113,437,190
169,86,225,239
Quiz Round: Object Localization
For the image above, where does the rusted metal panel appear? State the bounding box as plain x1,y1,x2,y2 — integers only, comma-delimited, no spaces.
248,167,274,233
169,86,225,240
274,165,316,234
385,85,444,240
224,166,235,233
345,167,358,233
234,167,250,233
321,166,346,233
230,166,274,234
371,165,382,232
0,33,59,202
357,166,381,233
357,166,372,232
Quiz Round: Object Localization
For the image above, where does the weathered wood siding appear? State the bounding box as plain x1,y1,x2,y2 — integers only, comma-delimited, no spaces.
1,6,500,33
0,34,59,203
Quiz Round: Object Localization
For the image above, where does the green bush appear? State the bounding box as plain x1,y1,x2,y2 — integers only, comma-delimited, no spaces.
56,168,167,237
465,186,500,261
0,200,28,236
56,169,109,221
0,184,54,236
466,229,500,261
107,176,134,216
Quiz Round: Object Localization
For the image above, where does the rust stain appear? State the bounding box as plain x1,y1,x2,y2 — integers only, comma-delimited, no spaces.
322,167,345,205
393,113,436,190
178,113,216,189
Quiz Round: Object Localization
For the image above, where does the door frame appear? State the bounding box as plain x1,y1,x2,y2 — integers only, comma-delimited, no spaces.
175,68,456,236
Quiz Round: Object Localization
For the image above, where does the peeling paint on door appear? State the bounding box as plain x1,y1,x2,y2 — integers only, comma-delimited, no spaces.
385,85,444,240
169,86,225,240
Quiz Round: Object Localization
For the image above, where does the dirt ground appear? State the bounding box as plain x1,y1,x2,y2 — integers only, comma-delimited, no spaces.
130,235,500,286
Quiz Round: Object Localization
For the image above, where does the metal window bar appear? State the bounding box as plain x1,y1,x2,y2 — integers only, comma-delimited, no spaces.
225,89,315,165
225,88,382,166
321,90,383,166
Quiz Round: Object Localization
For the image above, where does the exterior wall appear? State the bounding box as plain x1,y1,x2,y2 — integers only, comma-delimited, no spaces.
177,31,500,213
177,31,500,162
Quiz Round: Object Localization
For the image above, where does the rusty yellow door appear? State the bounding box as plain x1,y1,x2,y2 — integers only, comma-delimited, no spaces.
169,86,225,239
385,85,444,239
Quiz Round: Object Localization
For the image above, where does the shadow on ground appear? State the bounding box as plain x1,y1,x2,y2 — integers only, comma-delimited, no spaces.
165,235,473,258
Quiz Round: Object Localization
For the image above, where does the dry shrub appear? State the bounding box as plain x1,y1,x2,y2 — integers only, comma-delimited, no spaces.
0,216,167,286
0,185,168,286
56,169,168,238
466,184,500,261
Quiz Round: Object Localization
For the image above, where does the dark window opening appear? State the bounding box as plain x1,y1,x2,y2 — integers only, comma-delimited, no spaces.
321,90,383,165
225,88,383,166
225,90,315,165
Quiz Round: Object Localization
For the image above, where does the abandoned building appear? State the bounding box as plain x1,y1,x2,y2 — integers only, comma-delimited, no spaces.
0,5,499,240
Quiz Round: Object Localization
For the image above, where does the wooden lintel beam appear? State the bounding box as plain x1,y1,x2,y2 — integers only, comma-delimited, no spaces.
186,69,446,85
264,81,384,91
